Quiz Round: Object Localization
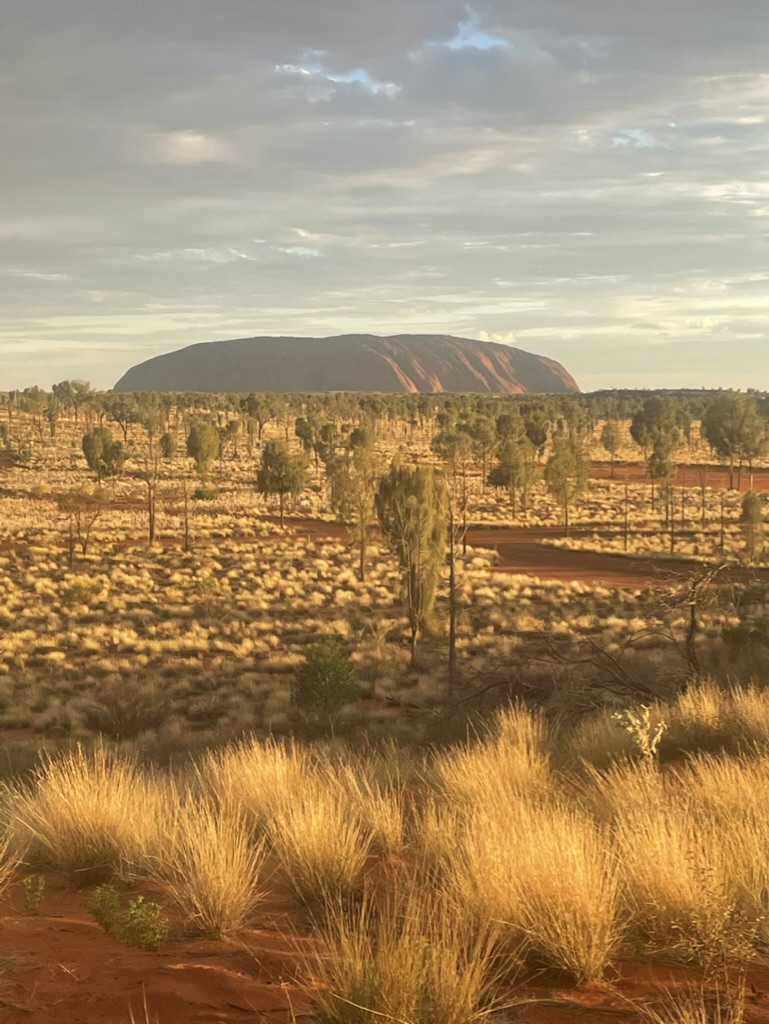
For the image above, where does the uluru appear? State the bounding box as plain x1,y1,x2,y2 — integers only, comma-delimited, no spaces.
113,334,579,394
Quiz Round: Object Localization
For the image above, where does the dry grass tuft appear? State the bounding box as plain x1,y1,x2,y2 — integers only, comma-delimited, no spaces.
666,679,768,756
200,735,311,829
0,835,18,899
324,757,406,856
449,799,622,982
639,980,746,1024
434,703,553,809
309,885,501,1024
614,786,766,971
2,741,162,882
143,791,267,937
269,773,371,911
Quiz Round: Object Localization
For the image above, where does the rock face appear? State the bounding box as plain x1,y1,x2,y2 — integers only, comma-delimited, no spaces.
113,334,579,394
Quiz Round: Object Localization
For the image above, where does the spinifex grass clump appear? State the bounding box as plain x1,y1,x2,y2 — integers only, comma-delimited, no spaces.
430,705,623,982
448,800,623,982
639,980,746,1024
200,736,311,831
323,756,406,856
269,773,370,913
2,741,163,883
434,703,553,809
145,791,267,937
612,760,767,972
310,886,500,1024
0,837,18,900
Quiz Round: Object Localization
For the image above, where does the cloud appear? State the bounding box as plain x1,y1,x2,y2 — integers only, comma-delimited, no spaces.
0,0,765,390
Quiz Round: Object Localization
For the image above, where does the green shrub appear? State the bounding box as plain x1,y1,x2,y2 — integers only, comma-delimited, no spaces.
86,883,121,932
117,896,169,951
22,874,45,914
292,638,362,714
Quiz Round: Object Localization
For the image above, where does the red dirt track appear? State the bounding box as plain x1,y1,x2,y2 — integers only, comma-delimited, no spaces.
591,461,768,492
469,526,767,587
286,519,768,589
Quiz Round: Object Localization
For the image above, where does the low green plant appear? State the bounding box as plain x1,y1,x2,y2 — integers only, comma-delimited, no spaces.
87,882,121,932
59,577,102,608
292,638,361,715
611,705,666,762
194,573,219,595
23,874,45,914
117,896,169,951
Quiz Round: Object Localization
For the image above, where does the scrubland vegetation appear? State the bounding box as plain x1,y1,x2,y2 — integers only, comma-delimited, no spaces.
0,684,766,1020
0,384,766,1021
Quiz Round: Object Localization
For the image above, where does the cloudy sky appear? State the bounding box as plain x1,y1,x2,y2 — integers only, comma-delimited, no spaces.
2,1,766,393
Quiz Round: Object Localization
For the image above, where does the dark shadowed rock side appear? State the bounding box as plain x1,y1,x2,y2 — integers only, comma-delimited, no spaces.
113,335,579,394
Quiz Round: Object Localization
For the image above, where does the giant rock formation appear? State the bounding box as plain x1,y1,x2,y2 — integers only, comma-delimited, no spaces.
114,334,579,394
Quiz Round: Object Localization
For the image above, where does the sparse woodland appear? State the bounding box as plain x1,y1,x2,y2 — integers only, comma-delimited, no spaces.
0,384,767,1023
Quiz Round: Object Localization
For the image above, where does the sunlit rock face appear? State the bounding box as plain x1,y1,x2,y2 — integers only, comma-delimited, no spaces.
113,334,579,394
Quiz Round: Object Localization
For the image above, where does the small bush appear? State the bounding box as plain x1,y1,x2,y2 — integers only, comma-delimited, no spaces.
23,874,45,914
82,678,171,740
293,639,362,714
611,704,667,762
117,896,169,951
86,883,120,932
192,486,217,501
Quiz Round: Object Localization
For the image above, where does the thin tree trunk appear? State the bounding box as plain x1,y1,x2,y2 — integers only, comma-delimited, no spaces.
564,492,569,538
448,507,457,688
358,523,366,582
182,478,190,552
147,482,156,544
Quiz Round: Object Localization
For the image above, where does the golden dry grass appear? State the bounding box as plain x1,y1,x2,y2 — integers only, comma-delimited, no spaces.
434,703,553,809
0,689,762,1003
614,795,766,970
1,741,163,882
142,791,268,937
0,835,17,899
309,885,501,1024
199,735,311,830
447,800,623,981
269,775,371,911
638,980,746,1024
324,759,406,856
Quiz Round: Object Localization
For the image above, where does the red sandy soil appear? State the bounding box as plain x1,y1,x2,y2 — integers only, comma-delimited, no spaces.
468,526,768,588
285,518,768,589
591,462,768,493
0,872,765,1024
